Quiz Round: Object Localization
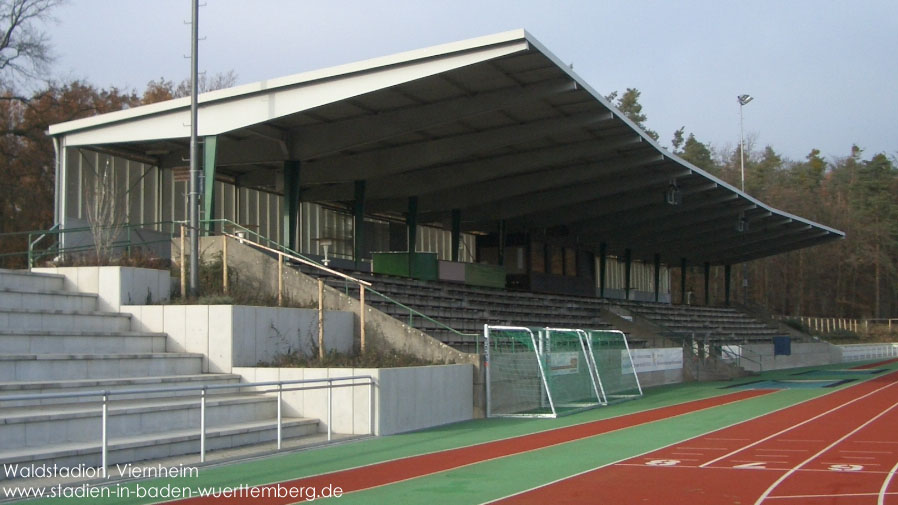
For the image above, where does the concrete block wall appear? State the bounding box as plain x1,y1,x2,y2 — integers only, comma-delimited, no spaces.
121,305,354,373
196,236,476,366
630,348,685,387
32,266,170,311
233,364,473,436
740,342,840,372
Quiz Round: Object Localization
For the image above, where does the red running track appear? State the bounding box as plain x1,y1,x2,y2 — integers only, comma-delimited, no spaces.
166,390,772,505
492,370,898,505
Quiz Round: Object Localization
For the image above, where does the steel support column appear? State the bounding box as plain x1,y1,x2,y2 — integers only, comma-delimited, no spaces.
725,264,732,306
202,135,217,235
704,262,711,306
653,253,661,302
624,248,632,300
680,257,687,305
353,180,366,268
451,209,461,262
283,160,301,251
497,220,506,266
407,197,418,277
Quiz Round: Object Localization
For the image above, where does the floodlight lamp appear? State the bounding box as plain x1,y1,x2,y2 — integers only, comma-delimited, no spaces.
665,181,682,206
738,94,754,106
737,212,748,232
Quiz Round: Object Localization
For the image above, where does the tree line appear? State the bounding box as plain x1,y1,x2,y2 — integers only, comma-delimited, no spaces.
0,1,893,320
610,89,897,319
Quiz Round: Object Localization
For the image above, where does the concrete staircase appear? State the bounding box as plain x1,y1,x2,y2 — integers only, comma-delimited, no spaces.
0,268,318,472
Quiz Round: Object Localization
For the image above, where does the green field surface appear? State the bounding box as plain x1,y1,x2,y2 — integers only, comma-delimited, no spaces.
15,360,896,505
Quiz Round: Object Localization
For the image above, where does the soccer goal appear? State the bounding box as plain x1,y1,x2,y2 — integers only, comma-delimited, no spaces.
484,325,642,418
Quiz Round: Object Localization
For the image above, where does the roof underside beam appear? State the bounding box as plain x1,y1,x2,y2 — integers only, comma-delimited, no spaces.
299,111,613,184
300,134,644,203
293,78,578,159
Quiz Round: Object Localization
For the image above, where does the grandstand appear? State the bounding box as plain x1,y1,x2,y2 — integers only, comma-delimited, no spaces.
0,29,855,479
45,29,843,317
305,263,787,352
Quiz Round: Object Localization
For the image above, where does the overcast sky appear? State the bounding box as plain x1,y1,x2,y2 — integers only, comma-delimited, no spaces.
47,0,897,162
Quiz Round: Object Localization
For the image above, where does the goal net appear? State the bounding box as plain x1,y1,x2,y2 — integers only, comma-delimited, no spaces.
484,325,642,417
584,329,643,403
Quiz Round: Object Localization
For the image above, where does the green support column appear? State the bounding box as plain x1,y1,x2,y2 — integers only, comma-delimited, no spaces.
654,253,661,302
624,248,632,300
202,136,217,234
497,220,506,266
680,258,687,305
353,180,366,268
283,160,301,251
599,243,607,298
704,262,711,306
451,209,461,262
724,264,732,307
406,197,418,278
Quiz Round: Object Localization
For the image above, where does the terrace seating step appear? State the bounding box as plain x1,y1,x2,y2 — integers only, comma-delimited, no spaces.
0,417,319,469
0,373,243,400
0,330,168,354
0,353,205,382
0,287,98,311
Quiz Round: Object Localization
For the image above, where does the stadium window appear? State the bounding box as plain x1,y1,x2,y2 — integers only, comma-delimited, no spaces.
506,246,527,274
564,248,577,277
531,241,545,273
549,245,564,275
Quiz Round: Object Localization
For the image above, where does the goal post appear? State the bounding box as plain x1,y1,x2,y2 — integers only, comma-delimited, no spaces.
484,325,643,418
584,329,643,402
484,325,555,417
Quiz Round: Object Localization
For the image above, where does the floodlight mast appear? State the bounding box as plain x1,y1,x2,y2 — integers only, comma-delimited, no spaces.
737,94,753,306
738,94,753,192
187,0,200,296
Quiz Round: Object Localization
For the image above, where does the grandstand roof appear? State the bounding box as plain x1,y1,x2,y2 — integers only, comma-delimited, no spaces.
49,29,844,266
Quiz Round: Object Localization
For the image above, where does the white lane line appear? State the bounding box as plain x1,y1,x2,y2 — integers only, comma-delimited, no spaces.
754,399,898,505
701,379,898,468
477,391,787,505
767,491,898,500
879,460,898,505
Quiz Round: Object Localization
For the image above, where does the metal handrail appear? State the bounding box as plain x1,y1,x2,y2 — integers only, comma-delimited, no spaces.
221,231,371,288
364,286,479,339
12,217,478,351
0,375,375,476
25,220,178,267
212,220,478,351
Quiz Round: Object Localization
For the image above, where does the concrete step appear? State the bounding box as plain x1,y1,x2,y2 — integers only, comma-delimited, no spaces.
0,373,243,407
0,308,132,333
0,417,319,470
0,330,166,354
0,393,284,449
0,269,64,292
0,288,98,312
0,353,204,382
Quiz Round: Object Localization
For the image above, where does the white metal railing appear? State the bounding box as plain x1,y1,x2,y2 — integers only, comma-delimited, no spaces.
215,231,372,354
839,343,898,362
779,315,898,335
0,375,375,477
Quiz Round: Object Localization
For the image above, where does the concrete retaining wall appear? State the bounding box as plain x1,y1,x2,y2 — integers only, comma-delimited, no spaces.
121,305,353,373
33,266,170,311
234,364,473,436
739,342,841,372
629,348,684,387
194,236,475,365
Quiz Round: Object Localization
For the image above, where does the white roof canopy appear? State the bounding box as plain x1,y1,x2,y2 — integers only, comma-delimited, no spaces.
50,29,844,266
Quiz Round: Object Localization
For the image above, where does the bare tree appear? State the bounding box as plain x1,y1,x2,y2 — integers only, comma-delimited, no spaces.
83,153,125,263
0,0,64,91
